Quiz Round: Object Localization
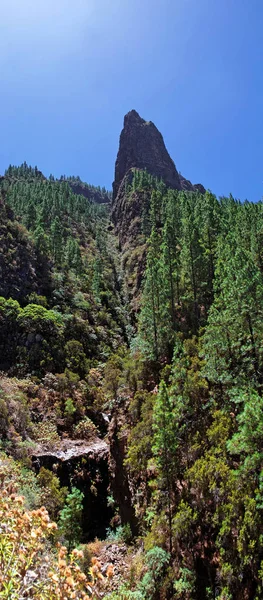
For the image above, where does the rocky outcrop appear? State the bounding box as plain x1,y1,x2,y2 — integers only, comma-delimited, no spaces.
108,413,138,536
111,111,205,312
179,173,205,194
112,109,205,201
68,182,111,204
33,438,109,464
33,433,138,540
33,438,112,540
113,110,181,200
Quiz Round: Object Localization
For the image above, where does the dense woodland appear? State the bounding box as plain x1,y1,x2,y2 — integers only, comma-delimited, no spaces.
0,163,263,599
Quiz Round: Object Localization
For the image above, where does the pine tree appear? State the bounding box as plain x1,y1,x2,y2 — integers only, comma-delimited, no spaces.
50,216,63,265
138,228,165,360
203,235,263,386
152,381,178,552
58,487,84,551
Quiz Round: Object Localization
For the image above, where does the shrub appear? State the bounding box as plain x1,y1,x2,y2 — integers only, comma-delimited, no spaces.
28,293,48,307
0,455,112,598
106,523,133,545
31,420,59,447
64,398,76,419
73,417,98,440
65,340,88,378
58,487,84,551
37,467,67,520
0,398,9,436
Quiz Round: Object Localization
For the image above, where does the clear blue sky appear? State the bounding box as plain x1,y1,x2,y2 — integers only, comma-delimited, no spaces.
0,0,263,201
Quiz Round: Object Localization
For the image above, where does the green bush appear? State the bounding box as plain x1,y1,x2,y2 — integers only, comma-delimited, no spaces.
73,417,98,440
37,467,67,520
106,523,133,545
58,487,84,551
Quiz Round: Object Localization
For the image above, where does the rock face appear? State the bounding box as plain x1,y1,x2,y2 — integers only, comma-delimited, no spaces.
68,182,111,204
108,413,138,536
111,111,205,315
112,109,205,201
33,438,112,540
33,438,109,463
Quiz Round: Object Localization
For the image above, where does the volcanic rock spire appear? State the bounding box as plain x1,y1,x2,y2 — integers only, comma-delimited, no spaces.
113,109,204,200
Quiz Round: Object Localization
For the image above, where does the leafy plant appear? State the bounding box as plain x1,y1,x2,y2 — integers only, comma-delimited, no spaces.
58,487,84,551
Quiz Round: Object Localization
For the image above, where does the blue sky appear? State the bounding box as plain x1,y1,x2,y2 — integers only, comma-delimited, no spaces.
0,0,263,200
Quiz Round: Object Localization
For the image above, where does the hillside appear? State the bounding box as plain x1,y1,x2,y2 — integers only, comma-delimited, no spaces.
1,113,263,599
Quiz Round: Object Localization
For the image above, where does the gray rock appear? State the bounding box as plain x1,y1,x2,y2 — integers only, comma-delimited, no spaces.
112,109,205,202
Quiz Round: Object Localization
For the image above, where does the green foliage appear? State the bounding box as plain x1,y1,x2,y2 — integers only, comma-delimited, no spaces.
73,417,98,439
0,169,127,375
28,293,48,307
227,389,263,469
37,467,67,520
123,184,263,594
31,420,60,446
106,523,133,544
65,340,88,378
103,354,123,400
173,567,196,599
125,392,153,476
58,487,84,551
136,189,221,359
0,398,9,436
137,547,170,599
106,547,169,600
3,164,263,598
105,587,144,600
0,451,41,510
64,397,76,418
202,236,263,386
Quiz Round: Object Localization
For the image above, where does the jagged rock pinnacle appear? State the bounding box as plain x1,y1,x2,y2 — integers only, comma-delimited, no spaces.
113,110,182,200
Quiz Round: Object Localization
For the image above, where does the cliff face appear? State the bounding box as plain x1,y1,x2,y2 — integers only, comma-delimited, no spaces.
112,109,205,202
113,110,181,200
111,110,205,314
33,438,112,540
68,182,111,204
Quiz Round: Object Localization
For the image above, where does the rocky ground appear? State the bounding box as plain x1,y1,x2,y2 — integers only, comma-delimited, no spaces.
86,539,143,596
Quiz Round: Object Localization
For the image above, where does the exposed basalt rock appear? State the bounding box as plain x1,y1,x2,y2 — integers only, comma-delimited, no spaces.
111,111,205,313
112,109,205,202
33,438,109,463
68,182,111,204
108,413,138,536
33,438,112,540
113,110,181,200
33,431,138,540
179,173,205,194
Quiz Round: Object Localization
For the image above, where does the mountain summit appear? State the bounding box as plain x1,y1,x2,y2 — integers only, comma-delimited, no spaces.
113,109,205,200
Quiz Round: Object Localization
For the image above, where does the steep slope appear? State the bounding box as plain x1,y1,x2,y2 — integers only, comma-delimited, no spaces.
0,167,127,375
67,179,111,204
2,117,263,600
111,110,204,313
4,164,111,204
0,192,52,303
111,109,205,254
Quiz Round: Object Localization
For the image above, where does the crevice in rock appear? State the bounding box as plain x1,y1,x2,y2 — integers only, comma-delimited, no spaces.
32,438,113,541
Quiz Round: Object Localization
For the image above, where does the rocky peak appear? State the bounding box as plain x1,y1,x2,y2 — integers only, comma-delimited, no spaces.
113,110,181,199
123,109,144,127
113,110,205,200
